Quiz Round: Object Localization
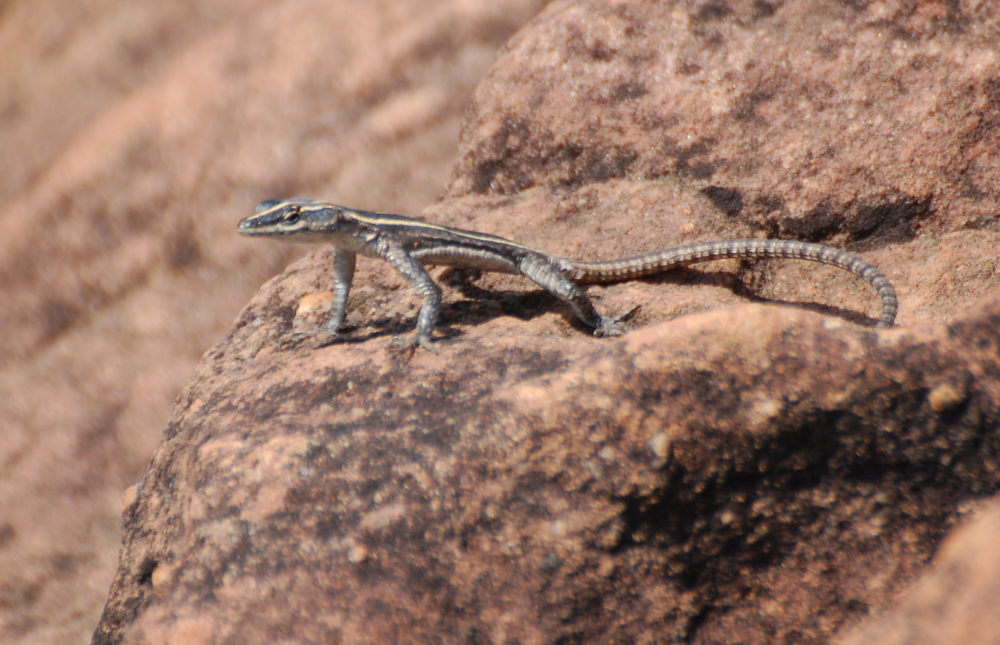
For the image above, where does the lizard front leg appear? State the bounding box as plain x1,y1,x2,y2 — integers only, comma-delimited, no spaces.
324,249,357,333
381,241,443,350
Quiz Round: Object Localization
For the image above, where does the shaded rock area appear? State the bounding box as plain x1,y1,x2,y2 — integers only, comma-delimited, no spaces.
838,497,1000,645
0,1,545,643
87,0,1000,643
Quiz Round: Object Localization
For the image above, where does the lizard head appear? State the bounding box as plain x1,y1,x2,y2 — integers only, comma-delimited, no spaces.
238,199,347,241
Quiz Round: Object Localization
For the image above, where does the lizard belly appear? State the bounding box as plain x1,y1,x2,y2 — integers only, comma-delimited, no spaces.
411,247,520,274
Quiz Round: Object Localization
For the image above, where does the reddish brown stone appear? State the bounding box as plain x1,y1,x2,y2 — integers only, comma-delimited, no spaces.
6,0,1000,643
838,499,1000,645
92,0,1000,642
95,300,1000,643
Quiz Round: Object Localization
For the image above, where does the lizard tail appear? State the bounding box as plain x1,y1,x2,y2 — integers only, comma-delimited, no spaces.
563,239,897,327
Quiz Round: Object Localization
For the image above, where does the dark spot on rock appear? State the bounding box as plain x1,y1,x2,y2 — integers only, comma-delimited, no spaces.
701,185,744,217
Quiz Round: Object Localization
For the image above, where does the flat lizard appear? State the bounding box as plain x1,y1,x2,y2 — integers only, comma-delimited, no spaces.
238,199,897,349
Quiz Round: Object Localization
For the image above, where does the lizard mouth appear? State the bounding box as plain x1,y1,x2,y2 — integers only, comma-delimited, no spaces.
236,218,257,235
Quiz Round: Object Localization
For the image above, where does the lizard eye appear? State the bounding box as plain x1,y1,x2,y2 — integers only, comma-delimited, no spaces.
283,207,301,225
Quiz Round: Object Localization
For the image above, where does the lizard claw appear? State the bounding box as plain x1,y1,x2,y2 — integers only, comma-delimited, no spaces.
593,318,626,337
389,333,437,354
592,305,641,337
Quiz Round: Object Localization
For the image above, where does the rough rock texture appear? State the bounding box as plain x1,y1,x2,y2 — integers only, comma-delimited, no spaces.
0,1,544,643
449,0,1000,240
87,0,1000,643
838,498,1000,645
96,303,1000,644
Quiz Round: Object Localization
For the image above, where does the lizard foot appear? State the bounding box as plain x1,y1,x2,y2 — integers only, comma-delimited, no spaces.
389,332,437,355
592,305,641,337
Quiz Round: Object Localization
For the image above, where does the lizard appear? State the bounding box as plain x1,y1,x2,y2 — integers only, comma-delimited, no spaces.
238,198,898,350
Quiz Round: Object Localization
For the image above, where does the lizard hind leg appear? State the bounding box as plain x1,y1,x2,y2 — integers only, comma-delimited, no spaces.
518,254,626,335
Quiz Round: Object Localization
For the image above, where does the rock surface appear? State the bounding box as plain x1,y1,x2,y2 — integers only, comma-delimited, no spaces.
97,303,1000,644
0,1,544,643
838,498,1000,645
6,0,1000,643
88,1,1000,644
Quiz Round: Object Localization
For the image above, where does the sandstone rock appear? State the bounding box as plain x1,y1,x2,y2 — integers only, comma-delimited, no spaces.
838,499,1000,645
94,302,1000,643
92,2,1000,642
451,0,1000,241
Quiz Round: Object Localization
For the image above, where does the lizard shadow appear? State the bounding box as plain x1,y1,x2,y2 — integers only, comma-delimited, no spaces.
288,266,880,349
439,266,879,329
643,266,879,327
